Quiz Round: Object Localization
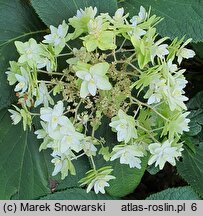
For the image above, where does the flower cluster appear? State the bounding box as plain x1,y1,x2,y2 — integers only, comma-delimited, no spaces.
6,6,194,194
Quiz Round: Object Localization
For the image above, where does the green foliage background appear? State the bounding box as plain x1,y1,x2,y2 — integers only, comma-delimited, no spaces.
0,0,202,199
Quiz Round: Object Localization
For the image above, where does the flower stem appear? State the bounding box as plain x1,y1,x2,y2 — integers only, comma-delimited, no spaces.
66,43,73,51
90,156,96,170
37,70,63,76
58,52,73,57
131,96,170,122
136,123,159,143
71,152,86,161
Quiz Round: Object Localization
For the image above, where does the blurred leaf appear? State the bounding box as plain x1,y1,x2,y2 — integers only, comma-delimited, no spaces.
105,156,148,197
176,146,203,198
146,186,200,200
31,0,118,26
119,0,203,42
187,90,203,110
147,164,160,175
0,109,50,199
40,188,117,200
192,42,203,62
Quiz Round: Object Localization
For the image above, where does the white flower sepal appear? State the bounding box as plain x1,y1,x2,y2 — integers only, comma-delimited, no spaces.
40,100,65,131
14,67,29,93
109,109,137,143
15,38,43,67
34,83,54,107
43,20,69,54
59,117,84,154
148,140,183,170
176,38,195,64
130,6,147,26
8,108,22,125
87,175,115,194
110,144,144,169
76,62,112,98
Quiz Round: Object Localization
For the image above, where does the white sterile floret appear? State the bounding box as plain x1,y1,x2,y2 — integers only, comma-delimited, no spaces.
6,71,17,86
167,59,178,73
40,100,64,130
113,8,125,20
8,109,22,125
175,38,195,64
174,73,188,90
76,7,97,19
175,112,190,133
112,7,127,25
76,62,112,98
34,121,48,139
51,157,63,176
14,67,29,93
37,57,52,72
59,117,84,153
151,44,169,61
177,48,195,65
81,137,97,156
43,21,69,52
15,38,43,67
131,6,147,24
145,78,165,105
167,112,190,138
148,140,183,169
87,174,115,194
129,16,146,39
163,86,188,111
34,83,54,107
69,7,98,38
109,109,137,143
110,145,144,169
130,27,146,39
88,17,103,35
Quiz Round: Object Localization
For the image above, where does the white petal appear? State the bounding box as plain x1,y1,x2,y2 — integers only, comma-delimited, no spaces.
95,76,112,90
88,81,97,96
90,62,109,76
80,81,89,98
76,70,90,80
40,107,52,122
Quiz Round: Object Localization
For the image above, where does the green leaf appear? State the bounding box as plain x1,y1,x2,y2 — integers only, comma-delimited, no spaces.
40,188,117,200
146,186,200,200
187,90,203,110
31,0,118,26
176,145,203,198
0,0,46,109
118,0,203,42
106,156,148,197
147,164,160,175
176,90,203,198
192,42,203,62
0,109,50,199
